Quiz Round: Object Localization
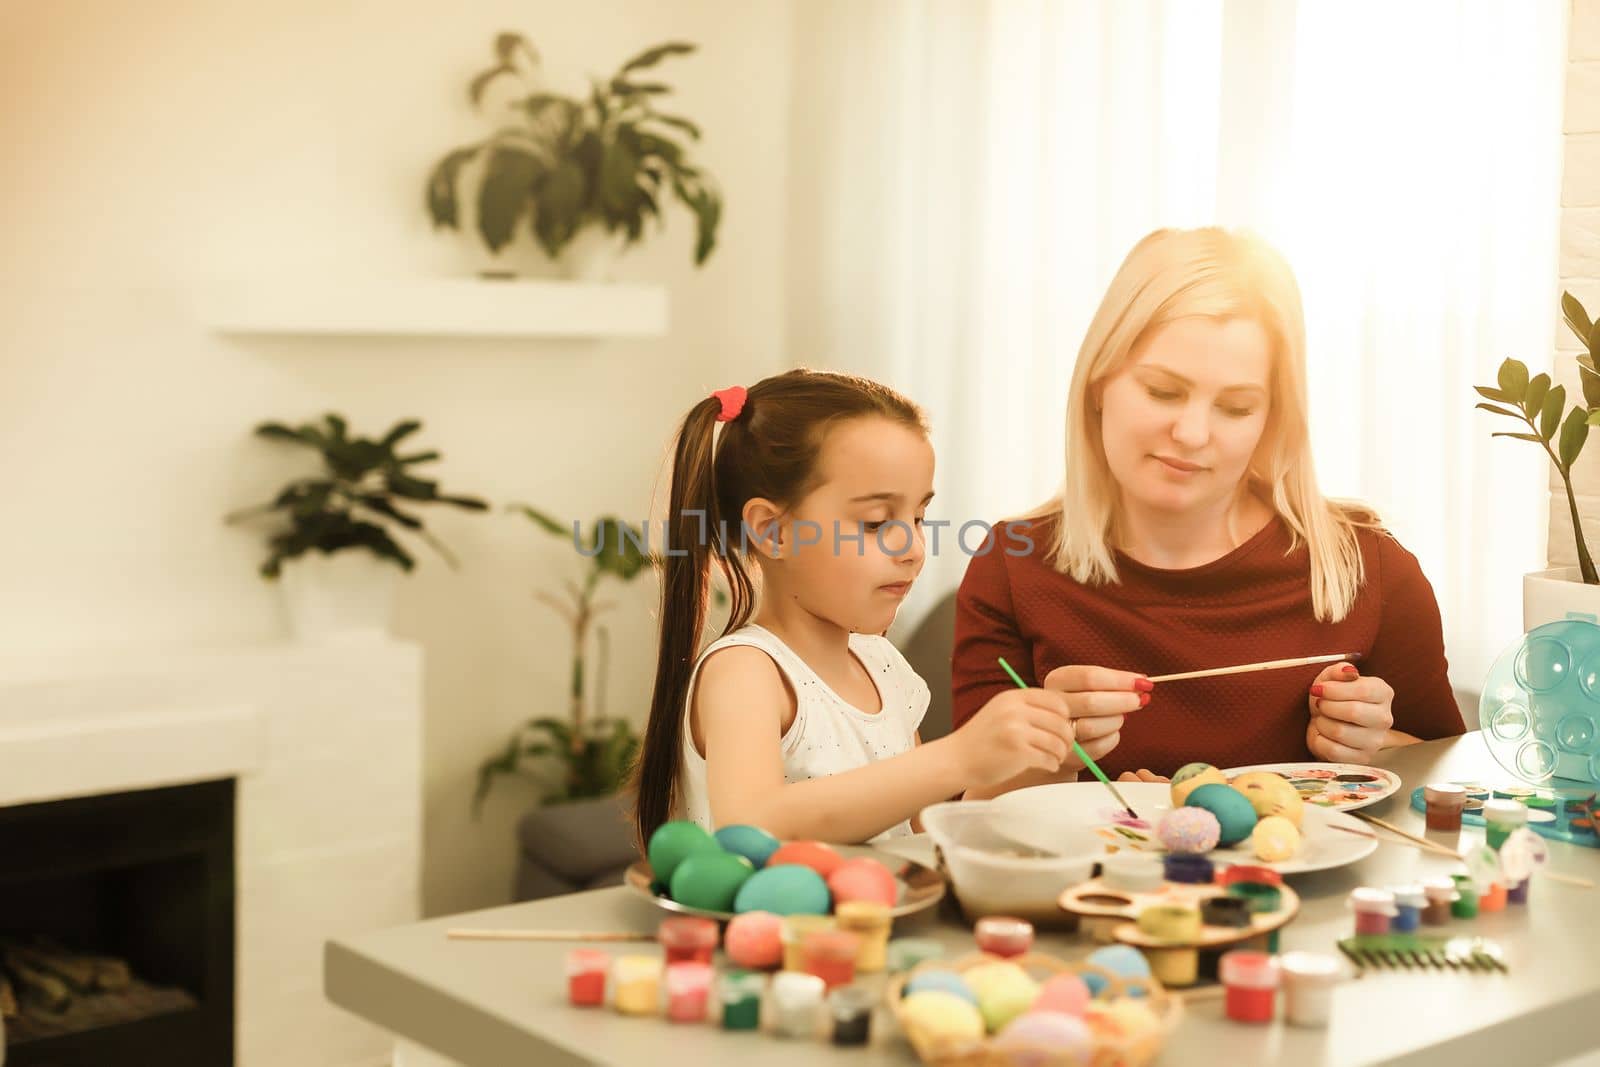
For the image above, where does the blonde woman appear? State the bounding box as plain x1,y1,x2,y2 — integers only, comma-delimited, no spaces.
952,227,1464,795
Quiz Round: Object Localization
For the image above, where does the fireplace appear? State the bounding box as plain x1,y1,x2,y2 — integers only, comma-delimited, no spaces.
0,779,234,1066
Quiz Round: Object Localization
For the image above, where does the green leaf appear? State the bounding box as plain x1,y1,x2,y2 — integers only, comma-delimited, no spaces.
476,145,542,253
646,112,701,140
1524,373,1550,416
494,31,537,67
425,145,479,229
1497,358,1529,402
469,64,516,108
612,80,671,96
1474,385,1515,403
1542,384,1566,440
616,41,696,75
397,450,440,466
1586,411,1600,427
590,517,649,581
512,504,569,537
530,158,586,257
1590,320,1600,358
1564,290,1593,344
1561,407,1591,467
600,140,641,215
1475,402,1521,418
1580,356,1600,410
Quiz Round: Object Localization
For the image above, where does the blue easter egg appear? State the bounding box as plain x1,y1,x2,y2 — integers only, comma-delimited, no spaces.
904,969,978,1004
732,863,831,916
714,824,781,869
1083,944,1151,997
1184,783,1260,847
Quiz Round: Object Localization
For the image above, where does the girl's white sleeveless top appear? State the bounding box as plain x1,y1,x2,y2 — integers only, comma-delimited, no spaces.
677,623,930,841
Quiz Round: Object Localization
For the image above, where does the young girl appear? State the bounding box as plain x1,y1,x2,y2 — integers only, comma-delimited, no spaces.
629,369,1119,850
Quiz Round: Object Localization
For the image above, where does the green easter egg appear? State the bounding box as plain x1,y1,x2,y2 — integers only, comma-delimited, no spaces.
648,820,720,885
669,851,754,912
1183,783,1259,847
732,863,832,916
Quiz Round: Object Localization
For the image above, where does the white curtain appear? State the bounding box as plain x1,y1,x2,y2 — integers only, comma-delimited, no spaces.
788,0,1566,692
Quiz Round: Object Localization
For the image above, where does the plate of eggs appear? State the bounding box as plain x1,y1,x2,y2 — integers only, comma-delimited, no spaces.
628,820,946,920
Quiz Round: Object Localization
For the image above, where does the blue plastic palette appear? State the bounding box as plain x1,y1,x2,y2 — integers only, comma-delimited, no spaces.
1408,785,1599,848
1478,619,1600,788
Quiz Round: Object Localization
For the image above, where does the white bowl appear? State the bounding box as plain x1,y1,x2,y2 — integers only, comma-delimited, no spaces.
919,799,1102,922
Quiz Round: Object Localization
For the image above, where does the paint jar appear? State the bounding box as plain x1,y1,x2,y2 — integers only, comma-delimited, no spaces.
1508,876,1531,905
1279,952,1341,1027
886,937,944,974
719,969,764,1031
1162,853,1216,885
1137,903,1202,942
1348,888,1397,935
1479,881,1507,913
828,985,875,1046
1201,896,1254,928
1483,800,1528,850
1421,878,1458,925
1450,874,1479,919
781,915,835,972
1220,950,1280,1024
799,930,861,989
1219,864,1284,888
836,901,893,971
974,916,1034,958
566,949,608,1007
1423,783,1467,832
665,961,713,1022
771,971,825,1039
612,955,661,1016
658,916,719,966
1390,885,1426,933
1102,853,1164,892
1494,786,1537,801
1227,881,1284,915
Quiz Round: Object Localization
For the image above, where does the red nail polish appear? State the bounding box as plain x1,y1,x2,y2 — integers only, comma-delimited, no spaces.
1139,692,1150,707
1311,684,1325,697
1134,678,1154,692
1342,664,1358,676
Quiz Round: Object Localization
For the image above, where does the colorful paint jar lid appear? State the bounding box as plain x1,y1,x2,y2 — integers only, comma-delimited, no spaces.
1493,786,1537,801
1136,903,1202,942
772,969,826,1003
719,969,767,999
1200,895,1254,928
1482,799,1529,826
1423,782,1467,805
658,916,719,951
1279,951,1341,986
1421,877,1460,903
1526,794,1558,810
1219,864,1284,888
1219,949,1280,990
1102,853,1164,892
974,916,1034,954
836,900,892,932
1226,881,1284,914
1162,853,1215,884
1390,884,1427,909
1347,888,1398,916
567,948,609,974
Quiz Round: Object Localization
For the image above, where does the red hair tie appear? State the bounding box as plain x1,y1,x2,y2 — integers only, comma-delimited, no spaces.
712,385,747,422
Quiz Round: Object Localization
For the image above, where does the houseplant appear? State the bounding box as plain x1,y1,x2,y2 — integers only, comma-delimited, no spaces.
473,507,652,815
426,32,722,279
226,414,489,638
1475,291,1600,628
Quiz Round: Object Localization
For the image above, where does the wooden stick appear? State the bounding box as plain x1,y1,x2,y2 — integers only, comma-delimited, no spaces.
1541,870,1596,889
1332,821,1462,860
1350,813,1594,888
1146,652,1361,684
446,928,656,943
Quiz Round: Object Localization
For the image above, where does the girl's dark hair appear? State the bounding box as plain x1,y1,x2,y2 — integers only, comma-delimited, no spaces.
628,368,927,851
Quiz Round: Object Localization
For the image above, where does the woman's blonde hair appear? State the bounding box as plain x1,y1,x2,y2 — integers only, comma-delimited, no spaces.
1021,226,1381,623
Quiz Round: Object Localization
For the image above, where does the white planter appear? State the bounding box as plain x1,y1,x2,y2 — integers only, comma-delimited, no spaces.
278,551,399,642
1523,567,1600,631
559,227,626,282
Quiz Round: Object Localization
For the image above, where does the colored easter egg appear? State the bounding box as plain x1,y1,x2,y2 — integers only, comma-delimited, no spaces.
1032,973,1091,1017
993,1012,1094,1063
669,850,754,912
1170,763,1227,806
647,820,720,885
1183,783,1259,847
732,863,832,915
1156,807,1221,854
899,990,986,1042
904,969,978,1004
766,840,844,878
1231,772,1306,828
1082,944,1151,997
724,910,784,969
1083,999,1163,1051
714,824,781,869
827,856,898,906
964,961,1041,1032
1251,814,1302,861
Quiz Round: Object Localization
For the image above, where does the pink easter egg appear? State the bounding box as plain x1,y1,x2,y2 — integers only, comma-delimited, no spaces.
826,856,898,906
724,910,783,969
1032,972,1091,1017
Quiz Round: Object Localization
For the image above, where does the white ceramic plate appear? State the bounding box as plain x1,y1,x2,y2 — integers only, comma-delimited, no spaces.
987,781,1378,876
1221,761,1403,812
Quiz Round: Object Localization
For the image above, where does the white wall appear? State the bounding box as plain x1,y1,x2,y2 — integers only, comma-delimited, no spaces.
0,0,793,917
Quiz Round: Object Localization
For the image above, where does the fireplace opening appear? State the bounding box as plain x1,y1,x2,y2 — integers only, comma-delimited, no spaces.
0,779,234,1066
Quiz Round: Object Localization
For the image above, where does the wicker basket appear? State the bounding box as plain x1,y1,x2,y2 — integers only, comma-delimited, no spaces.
885,951,1182,1067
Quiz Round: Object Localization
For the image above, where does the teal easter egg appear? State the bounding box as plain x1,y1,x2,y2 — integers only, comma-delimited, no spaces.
905,970,978,1004
732,863,832,916
1083,944,1151,997
1183,783,1259,847
714,824,781,869
648,820,720,885
669,851,754,912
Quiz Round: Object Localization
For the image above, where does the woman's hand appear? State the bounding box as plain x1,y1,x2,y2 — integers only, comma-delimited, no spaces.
1306,661,1394,763
954,687,1078,788
1116,769,1169,783
1040,665,1151,772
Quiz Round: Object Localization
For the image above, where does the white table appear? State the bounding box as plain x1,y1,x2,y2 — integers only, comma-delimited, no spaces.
324,734,1600,1066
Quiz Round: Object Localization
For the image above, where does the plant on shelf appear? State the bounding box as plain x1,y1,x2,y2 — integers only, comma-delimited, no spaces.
226,414,489,577
426,32,722,267
473,507,651,813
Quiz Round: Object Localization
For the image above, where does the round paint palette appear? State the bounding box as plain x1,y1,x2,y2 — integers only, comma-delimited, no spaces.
1479,618,1600,787
1220,762,1402,811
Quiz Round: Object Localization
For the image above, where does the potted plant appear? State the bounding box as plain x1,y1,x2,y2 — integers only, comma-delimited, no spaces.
426,32,722,280
473,507,651,816
226,414,489,639
1475,290,1600,629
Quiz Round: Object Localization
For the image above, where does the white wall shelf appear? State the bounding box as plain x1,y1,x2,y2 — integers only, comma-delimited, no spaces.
204,278,668,339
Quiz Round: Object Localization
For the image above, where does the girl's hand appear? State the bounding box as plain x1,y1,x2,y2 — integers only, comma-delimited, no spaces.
956,687,1077,788
1040,665,1151,771
1117,769,1169,783
1306,661,1394,763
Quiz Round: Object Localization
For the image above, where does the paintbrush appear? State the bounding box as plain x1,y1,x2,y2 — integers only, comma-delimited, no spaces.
998,657,1139,820
1147,651,1363,684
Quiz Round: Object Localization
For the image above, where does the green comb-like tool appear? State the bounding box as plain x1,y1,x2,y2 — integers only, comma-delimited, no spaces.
1337,935,1508,974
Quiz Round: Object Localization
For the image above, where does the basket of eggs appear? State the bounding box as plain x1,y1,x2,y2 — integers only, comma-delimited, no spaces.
887,949,1181,1067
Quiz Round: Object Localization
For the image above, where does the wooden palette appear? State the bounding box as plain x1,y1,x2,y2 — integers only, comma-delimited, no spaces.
1058,877,1300,951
